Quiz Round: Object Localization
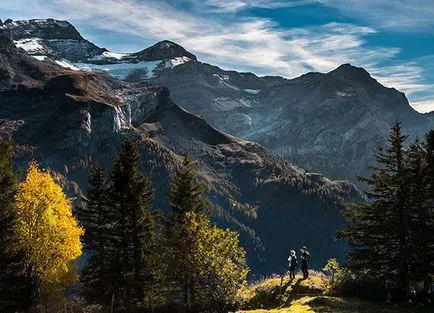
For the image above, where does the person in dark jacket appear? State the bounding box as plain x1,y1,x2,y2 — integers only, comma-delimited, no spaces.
300,246,310,279
288,250,297,279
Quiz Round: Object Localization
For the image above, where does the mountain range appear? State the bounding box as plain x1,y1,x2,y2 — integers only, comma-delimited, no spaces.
2,18,432,275
3,18,431,184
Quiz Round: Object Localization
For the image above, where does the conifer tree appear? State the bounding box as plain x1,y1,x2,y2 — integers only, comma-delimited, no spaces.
110,139,161,309
79,163,114,305
168,156,209,221
166,156,211,310
0,141,35,312
405,140,427,289
338,121,411,299
417,130,434,299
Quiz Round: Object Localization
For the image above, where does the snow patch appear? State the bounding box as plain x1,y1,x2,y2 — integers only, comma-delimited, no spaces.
168,56,191,68
244,89,261,95
55,60,79,70
102,51,130,60
14,38,44,53
213,73,230,81
32,55,47,61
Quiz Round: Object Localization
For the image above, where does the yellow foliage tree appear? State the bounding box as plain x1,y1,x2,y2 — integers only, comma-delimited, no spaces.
13,162,84,284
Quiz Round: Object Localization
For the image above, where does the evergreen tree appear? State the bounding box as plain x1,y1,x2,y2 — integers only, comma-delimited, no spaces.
417,131,434,300
405,140,428,290
0,141,35,312
79,163,114,305
166,156,211,310
110,139,161,310
338,122,412,299
168,156,210,221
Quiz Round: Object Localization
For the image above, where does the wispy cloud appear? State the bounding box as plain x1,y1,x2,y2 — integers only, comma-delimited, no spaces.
1,0,433,112
411,99,434,113
204,0,316,12
320,0,434,32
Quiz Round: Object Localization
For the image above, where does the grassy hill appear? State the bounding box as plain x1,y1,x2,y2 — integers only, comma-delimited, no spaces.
238,272,431,313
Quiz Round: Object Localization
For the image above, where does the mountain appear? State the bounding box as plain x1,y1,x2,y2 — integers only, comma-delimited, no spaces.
0,28,361,275
0,18,105,62
130,40,197,62
0,19,196,78
151,61,434,184
8,19,431,184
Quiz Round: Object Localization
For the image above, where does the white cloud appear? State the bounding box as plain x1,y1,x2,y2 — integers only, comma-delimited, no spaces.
319,0,434,32
1,0,433,112
411,99,434,113
204,0,316,12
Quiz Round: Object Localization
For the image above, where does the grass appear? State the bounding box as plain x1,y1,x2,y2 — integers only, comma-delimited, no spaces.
240,296,432,313
239,271,329,310
238,272,432,313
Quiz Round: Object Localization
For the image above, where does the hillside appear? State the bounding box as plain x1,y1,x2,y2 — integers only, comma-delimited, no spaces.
0,29,362,275
239,274,432,313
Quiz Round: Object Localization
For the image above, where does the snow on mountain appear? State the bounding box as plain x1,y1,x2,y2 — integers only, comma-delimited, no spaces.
102,51,130,60
3,19,196,81
55,59,79,70
13,38,44,53
73,56,193,80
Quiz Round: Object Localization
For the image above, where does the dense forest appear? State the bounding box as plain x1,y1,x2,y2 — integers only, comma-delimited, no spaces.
0,122,433,313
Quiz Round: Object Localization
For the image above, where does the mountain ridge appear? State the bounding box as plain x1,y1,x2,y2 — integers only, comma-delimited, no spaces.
0,27,361,274
6,18,433,184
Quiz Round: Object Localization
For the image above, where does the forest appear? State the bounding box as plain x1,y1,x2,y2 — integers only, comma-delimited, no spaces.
0,122,433,313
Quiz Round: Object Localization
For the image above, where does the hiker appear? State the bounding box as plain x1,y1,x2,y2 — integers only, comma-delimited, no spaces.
300,246,310,279
288,249,297,279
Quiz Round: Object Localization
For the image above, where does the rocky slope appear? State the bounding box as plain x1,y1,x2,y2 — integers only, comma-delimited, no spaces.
8,19,432,184
0,29,361,275
151,61,434,184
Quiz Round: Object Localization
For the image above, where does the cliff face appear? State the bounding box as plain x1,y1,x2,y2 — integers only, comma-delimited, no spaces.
0,29,362,274
151,61,434,184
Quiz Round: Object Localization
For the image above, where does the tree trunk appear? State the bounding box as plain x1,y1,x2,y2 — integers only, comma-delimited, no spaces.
110,292,115,313
185,282,191,312
149,284,154,313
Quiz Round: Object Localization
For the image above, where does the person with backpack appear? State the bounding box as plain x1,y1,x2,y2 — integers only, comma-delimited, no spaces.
300,246,311,279
288,249,297,279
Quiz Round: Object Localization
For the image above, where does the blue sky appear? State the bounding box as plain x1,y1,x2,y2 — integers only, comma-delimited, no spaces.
1,0,434,112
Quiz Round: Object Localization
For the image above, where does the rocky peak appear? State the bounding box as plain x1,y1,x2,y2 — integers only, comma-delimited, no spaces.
328,63,373,82
1,18,84,41
131,40,197,61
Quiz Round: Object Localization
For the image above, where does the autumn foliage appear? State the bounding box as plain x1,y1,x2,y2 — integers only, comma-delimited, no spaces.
13,161,83,283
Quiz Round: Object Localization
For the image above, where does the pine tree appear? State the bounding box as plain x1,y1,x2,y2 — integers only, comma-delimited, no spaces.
338,122,412,299
79,163,114,305
168,156,210,222
0,141,35,313
166,156,211,310
110,139,161,309
418,130,434,300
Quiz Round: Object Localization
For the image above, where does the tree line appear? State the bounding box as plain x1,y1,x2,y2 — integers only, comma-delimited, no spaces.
0,139,248,313
339,122,434,303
